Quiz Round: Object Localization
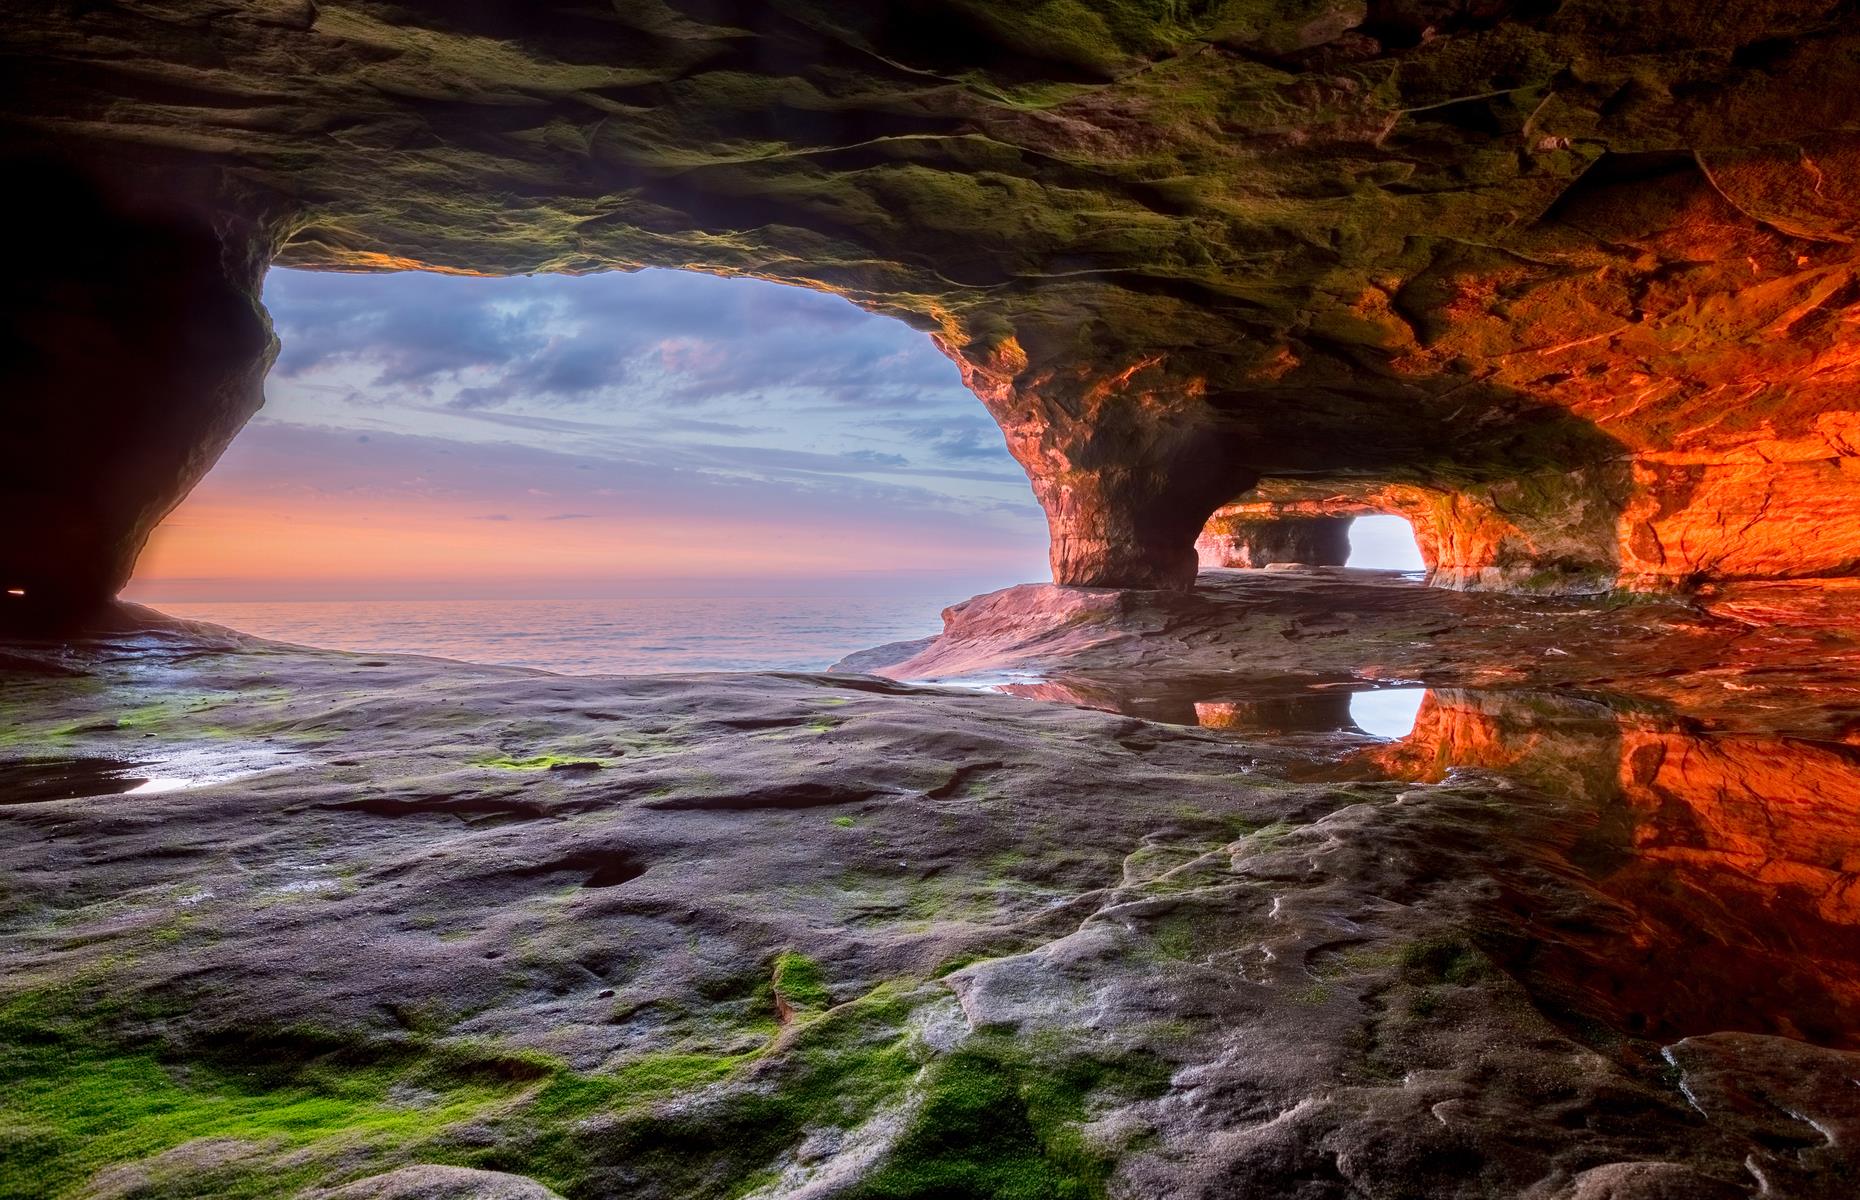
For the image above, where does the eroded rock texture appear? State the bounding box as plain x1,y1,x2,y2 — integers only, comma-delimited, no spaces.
1198,479,1626,590
6,1,1860,596
8,580,1860,1197
1195,511,1353,569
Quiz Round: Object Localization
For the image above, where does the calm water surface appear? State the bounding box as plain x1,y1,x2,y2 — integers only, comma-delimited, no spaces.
153,595,953,674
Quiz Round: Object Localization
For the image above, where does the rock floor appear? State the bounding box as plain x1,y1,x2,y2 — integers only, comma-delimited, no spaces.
3,570,1859,1199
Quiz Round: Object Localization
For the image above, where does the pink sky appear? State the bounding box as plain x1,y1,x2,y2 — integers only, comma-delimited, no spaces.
126,423,1049,601
125,269,1050,602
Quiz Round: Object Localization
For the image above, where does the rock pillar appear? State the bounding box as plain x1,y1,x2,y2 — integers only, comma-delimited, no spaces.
0,161,279,625
946,338,1253,591
1034,442,1256,590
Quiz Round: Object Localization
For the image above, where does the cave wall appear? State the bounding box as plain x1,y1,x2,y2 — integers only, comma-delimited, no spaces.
1196,514,1353,570
1208,452,1860,594
6,1,1860,603
0,161,279,619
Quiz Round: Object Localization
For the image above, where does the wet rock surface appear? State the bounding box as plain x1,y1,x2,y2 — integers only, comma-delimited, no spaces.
861,567,1860,736
4,577,1860,1198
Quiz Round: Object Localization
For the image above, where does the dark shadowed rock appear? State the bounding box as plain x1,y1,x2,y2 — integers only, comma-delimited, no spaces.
1557,1162,1747,1200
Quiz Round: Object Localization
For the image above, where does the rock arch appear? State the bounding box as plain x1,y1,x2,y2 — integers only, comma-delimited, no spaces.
1196,475,1623,593
7,1,1860,617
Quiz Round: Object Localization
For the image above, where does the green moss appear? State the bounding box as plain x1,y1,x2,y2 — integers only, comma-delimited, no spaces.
845,1034,1169,1200
1313,943,1403,981
772,952,832,1014
470,753,606,771
1146,912,1206,963
1398,936,1493,987
527,1051,748,1123
147,915,195,947
496,983,934,1196
110,693,243,734
772,983,926,1117
1238,820,1294,851
830,815,857,828
0,945,1172,1200
0,990,539,1200
926,946,1032,979
935,0,1212,79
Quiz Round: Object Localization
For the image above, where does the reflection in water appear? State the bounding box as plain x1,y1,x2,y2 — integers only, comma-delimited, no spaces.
1357,689,1860,1048
1004,675,1860,1050
1192,692,1356,734
996,674,1437,736
0,756,149,804
0,745,286,805
1011,678,1425,741
1346,687,1426,739
127,776,190,795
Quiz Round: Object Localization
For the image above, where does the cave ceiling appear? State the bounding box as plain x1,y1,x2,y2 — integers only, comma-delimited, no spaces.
6,0,1860,596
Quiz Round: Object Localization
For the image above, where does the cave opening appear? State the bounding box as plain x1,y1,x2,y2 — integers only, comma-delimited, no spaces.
16,6,1860,1194
1345,514,1426,573
1348,687,1428,739
122,265,1048,672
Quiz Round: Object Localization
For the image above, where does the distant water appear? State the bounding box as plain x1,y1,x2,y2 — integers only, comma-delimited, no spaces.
151,595,957,675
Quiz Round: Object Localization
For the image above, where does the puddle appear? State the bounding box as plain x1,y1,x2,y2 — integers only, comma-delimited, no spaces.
1345,687,1427,739
962,671,1440,741
0,756,151,803
128,776,190,795
0,744,287,804
1358,687,1860,1049
972,672,1860,1050
1187,687,1430,739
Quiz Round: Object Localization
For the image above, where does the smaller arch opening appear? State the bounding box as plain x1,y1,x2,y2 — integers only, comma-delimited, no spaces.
1346,514,1425,572
1348,687,1427,740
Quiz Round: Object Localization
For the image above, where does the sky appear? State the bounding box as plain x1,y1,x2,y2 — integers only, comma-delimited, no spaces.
126,268,1052,601
1349,515,1426,572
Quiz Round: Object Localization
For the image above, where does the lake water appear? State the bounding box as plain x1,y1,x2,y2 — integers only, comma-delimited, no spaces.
149,593,960,675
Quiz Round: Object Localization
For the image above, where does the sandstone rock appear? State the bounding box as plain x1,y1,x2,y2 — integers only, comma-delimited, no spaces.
863,568,1860,737
0,161,277,621
8,577,1860,1197
1195,513,1353,569
1555,1161,1746,1200
80,1138,277,1200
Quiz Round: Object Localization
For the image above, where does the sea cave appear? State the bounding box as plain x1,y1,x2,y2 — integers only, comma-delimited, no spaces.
5,3,1860,1198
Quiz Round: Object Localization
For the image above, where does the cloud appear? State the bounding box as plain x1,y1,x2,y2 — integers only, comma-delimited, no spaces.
269,272,550,390
927,427,1009,462
188,267,1049,600
264,268,963,414
138,422,1048,585
844,450,909,467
